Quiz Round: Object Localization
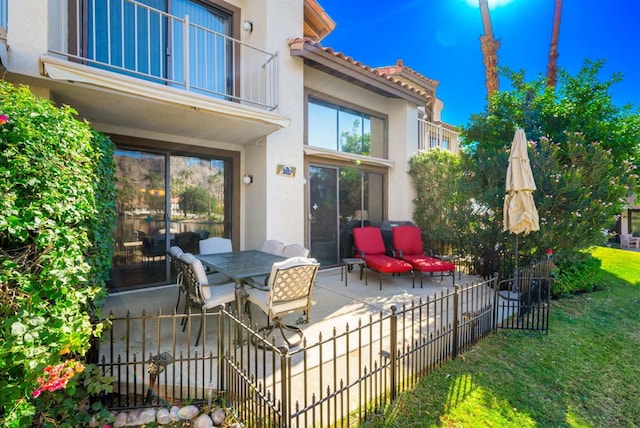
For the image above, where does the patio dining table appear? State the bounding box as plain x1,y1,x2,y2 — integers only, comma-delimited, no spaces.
197,250,287,285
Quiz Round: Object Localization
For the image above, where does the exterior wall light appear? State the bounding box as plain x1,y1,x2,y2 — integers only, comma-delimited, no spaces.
243,20,253,32
243,174,253,184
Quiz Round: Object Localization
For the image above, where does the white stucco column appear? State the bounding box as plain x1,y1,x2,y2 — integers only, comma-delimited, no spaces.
242,0,305,250
387,101,419,222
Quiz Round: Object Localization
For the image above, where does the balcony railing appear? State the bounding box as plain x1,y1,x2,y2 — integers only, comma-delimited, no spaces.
49,0,278,111
418,118,460,152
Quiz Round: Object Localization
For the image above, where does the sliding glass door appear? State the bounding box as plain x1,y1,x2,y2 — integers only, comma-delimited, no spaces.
110,148,230,291
309,165,384,267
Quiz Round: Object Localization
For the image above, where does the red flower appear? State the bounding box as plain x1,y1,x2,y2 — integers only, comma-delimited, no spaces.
546,249,553,255
0,115,7,125
32,360,84,398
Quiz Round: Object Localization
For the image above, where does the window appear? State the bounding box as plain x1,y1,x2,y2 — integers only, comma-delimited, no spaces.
307,97,385,157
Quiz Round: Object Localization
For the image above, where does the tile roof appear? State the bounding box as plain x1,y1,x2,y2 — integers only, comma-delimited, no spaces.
375,59,439,90
288,38,435,103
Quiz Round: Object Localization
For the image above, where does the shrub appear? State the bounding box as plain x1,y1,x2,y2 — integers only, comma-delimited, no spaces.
551,251,602,297
0,81,116,426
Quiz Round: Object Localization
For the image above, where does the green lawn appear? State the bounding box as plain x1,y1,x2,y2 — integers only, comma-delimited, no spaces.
362,247,640,427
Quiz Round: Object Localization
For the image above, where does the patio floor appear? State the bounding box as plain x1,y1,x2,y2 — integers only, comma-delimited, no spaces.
103,266,483,331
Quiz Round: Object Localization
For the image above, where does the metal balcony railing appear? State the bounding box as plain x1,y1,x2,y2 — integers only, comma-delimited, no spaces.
49,0,278,111
418,118,460,152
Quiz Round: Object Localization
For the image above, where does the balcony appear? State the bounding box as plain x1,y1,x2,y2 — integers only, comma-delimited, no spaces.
47,0,278,112
0,0,287,144
419,119,460,153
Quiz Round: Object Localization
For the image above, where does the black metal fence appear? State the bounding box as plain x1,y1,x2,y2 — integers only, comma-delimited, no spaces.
95,260,553,426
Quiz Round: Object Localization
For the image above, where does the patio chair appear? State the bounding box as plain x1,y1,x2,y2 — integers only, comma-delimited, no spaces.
282,243,310,257
352,226,414,290
199,237,232,254
141,236,165,266
391,225,455,288
245,243,310,288
197,237,233,284
178,253,236,346
620,234,640,249
261,239,285,255
245,257,319,348
167,246,186,314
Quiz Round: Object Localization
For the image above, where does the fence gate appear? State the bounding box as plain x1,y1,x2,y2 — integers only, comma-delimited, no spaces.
495,259,553,333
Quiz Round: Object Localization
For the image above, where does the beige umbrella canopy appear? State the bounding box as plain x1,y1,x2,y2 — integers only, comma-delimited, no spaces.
502,128,539,297
503,128,539,235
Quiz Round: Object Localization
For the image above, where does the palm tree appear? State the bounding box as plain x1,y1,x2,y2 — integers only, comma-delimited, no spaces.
479,0,500,99
546,0,563,88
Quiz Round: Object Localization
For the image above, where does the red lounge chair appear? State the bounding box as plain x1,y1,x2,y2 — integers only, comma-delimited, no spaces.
352,226,414,290
391,225,455,288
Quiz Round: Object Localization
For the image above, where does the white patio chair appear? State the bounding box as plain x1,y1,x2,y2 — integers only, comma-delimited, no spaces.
621,234,640,249
261,239,285,255
243,240,290,288
245,257,319,348
198,237,233,284
199,237,232,255
282,243,310,258
178,253,236,346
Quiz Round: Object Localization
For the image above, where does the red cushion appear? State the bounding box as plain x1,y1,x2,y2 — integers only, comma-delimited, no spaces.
402,255,455,273
392,226,424,256
353,226,387,255
364,254,413,273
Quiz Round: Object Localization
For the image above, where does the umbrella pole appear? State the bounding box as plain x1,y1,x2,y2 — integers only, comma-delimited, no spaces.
513,234,519,293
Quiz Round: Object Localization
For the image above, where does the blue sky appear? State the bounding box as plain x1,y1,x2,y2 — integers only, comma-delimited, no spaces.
317,0,640,127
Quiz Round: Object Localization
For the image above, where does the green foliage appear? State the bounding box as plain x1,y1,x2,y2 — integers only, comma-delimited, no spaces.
459,60,639,270
0,81,116,426
179,185,212,215
340,119,370,155
552,251,602,297
409,149,473,243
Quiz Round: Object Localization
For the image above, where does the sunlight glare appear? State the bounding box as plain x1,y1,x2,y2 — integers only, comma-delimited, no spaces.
464,0,514,9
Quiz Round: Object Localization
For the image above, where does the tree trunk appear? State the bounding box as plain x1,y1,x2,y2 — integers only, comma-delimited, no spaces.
546,0,563,88
479,0,500,99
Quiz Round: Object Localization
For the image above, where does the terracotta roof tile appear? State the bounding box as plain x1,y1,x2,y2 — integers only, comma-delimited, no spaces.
375,59,440,88
288,37,433,102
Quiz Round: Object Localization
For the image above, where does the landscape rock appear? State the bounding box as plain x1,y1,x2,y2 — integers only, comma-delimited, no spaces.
126,409,142,426
169,405,181,421
211,408,226,426
113,411,128,428
137,408,157,425
194,414,214,428
156,408,171,425
179,404,200,420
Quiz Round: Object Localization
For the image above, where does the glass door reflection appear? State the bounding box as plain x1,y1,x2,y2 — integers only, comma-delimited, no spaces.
111,149,168,291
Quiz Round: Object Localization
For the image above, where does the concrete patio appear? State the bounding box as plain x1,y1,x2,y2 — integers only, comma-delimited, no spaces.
103,266,484,335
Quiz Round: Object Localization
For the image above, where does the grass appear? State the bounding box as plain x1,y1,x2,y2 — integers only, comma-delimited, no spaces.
361,246,640,427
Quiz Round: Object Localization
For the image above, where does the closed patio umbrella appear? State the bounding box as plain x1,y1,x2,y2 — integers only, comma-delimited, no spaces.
502,128,539,297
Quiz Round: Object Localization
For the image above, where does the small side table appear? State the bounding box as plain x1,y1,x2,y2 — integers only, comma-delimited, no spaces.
341,258,365,287
436,255,461,280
